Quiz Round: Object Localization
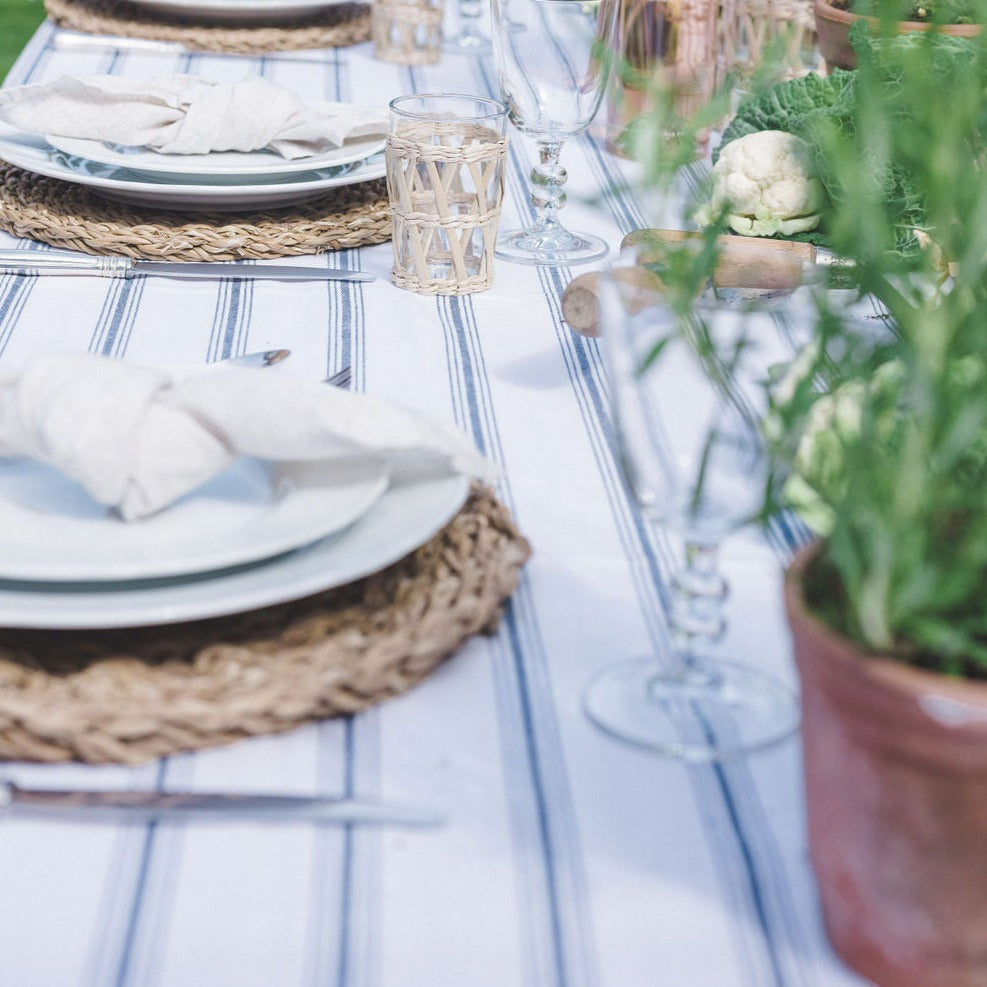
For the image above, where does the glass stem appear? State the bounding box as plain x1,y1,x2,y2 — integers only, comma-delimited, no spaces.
529,140,567,236
457,0,483,36
668,537,727,679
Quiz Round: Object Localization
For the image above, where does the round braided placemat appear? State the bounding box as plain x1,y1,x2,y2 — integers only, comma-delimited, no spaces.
45,0,371,52
0,486,531,764
0,164,391,261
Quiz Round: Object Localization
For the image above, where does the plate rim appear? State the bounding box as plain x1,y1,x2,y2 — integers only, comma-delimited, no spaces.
0,458,390,583
44,133,387,181
0,474,471,629
0,124,385,210
124,0,352,19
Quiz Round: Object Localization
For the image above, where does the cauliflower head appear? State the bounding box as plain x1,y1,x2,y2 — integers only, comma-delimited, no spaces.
705,130,825,237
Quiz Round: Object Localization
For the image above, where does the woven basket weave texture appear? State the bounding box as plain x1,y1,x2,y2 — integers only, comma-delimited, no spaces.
45,0,372,52
386,122,507,296
0,487,530,764
0,165,391,261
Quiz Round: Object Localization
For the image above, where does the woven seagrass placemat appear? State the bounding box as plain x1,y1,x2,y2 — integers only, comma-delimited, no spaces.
0,164,391,261
0,486,531,765
46,0,371,52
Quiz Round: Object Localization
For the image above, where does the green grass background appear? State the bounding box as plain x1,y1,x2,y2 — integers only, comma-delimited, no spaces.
1,0,46,81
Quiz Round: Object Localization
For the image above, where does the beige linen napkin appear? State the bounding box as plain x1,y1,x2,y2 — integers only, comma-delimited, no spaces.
0,354,494,521
0,75,387,159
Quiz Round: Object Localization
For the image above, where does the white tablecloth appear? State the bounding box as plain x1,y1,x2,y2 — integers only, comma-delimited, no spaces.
0,21,869,987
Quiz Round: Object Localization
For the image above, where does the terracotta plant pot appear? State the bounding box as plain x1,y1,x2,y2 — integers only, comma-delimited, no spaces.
814,0,981,69
785,546,987,987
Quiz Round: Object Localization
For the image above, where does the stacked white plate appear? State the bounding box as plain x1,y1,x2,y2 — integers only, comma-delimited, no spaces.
124,0,358,23
0,454,469,629
0,124,386,211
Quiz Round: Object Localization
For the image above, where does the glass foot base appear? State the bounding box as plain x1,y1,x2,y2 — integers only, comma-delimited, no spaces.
443,31,492,54
583,656,800,762
495,227,609,267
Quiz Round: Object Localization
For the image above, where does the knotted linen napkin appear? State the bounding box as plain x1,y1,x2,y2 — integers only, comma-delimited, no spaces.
0,354,494,521
0,75,387,159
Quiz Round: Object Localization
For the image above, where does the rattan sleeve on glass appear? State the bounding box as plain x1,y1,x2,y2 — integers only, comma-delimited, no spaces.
717,0,816,79
0,487,530,765
386,125,508,296
371,0,443,64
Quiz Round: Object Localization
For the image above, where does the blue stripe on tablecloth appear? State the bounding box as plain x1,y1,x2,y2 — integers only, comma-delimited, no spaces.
205,277,255,361
90,276,148,357
301,83,373,974
0,34,70,354
8,22,52,85
109,760,170,987
0,275,35,354
336,719,357,987
437,280,600,987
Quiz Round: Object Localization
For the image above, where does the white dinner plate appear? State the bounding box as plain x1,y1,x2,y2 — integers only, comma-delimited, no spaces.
0,124,385,211
0,456,388,582
125,0,353,24
0,474,470,629
45,133,386,182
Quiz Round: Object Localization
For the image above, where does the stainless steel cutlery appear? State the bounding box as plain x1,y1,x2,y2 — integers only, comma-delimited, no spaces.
0,781,443,827
0,250,375,282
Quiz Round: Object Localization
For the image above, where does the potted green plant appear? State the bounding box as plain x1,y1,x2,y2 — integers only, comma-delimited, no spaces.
625,20,987,987
815,0,981,67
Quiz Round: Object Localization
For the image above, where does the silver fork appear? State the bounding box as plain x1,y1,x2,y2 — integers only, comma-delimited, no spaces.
325,366,352,389
226,348,291,369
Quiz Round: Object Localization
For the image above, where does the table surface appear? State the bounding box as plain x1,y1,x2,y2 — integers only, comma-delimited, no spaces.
0,21,870,987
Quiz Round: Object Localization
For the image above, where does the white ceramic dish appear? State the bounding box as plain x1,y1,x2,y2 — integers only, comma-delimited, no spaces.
0,456,388,582
0,124,385,212
125,0,352,24
0,474,470,629
45,133,386,182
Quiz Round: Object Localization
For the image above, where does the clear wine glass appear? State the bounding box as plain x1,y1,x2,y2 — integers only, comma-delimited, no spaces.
582,250,802,761
489,0,618,266
443,0,492,54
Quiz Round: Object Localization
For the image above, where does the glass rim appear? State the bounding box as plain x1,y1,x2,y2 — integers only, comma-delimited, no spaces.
388,93,508,123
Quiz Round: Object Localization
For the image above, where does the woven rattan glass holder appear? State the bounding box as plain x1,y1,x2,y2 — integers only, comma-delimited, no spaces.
720,0,816,78
605,0,816,152
0,486,530,765
45,0,372,53
371,0,443,63
386,94,508,296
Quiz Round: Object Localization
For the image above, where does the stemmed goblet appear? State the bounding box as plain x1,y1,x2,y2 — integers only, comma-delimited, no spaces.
582,250,802,761
489,0,618,266
443,0,492,54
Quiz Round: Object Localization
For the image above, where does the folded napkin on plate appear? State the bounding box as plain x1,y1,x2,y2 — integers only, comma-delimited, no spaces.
0,354,494,521
0,75,387,159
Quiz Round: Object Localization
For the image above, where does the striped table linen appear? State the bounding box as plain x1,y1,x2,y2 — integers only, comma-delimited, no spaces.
0,21,870,987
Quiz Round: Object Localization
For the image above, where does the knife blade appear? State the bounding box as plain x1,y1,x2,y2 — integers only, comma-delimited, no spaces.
0,782,443,827
52,30,328,61
0,250,375,283
224,348,291,368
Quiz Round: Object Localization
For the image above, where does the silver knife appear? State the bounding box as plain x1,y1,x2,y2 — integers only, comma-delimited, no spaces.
52,30,329,61
0,250,375,283
224,348,291,368
0,782,443,827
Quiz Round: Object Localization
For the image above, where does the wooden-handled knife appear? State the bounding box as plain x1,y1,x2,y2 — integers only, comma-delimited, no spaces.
562,229,852,337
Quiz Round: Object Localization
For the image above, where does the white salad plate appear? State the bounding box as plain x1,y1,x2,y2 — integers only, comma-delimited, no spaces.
0,473,470,629
45,133,386,182
124,0,353,24
0,124,385,211
0,456,388,583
